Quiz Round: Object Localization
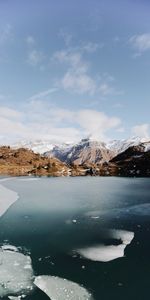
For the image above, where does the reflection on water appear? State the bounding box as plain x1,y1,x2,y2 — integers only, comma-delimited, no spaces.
0,177,150,299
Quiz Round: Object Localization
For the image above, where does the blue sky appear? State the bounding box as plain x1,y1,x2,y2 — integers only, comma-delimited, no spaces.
0,0,150,143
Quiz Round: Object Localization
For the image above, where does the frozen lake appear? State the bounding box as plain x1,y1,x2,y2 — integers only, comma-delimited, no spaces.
0,176,150,299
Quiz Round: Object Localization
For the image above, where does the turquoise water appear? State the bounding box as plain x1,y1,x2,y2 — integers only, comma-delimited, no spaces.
0,177,150,299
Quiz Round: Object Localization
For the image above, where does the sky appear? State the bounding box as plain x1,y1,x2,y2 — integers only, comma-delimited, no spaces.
0,0,150,144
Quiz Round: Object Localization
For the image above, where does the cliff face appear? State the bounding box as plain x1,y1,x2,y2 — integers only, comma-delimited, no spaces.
0,147,70,176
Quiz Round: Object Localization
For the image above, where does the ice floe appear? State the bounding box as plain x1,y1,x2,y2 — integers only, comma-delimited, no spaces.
34,275,93,300
0,181,19,217
76,229,134,262
8,296,25,300
0,245,34,298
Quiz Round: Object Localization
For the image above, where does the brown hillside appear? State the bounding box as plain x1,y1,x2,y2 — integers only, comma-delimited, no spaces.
0,146,70,176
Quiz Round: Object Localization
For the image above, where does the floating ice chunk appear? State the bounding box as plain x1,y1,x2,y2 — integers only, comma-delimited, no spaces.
78,244,125,262
0,246,34,298
77,230,134,262
34,275,93,300
2,245,18,251
8,296,22,300
8,295,26,300
0,183,19,217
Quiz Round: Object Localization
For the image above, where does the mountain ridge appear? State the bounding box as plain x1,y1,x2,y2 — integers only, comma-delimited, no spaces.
0,143,150,177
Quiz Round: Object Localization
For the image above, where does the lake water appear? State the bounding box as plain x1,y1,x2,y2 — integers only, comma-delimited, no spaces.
0,176,150,299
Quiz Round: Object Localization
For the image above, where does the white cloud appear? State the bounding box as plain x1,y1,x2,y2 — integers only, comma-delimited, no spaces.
0,107,22,120
129,33,150,54
53,45,121,96
61,71,96,95
76,109,121,140
132,123,150,138
53,50,88,72
54,49,96,94
0,102,122,144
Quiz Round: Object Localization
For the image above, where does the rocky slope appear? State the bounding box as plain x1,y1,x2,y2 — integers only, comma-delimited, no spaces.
108,145,150,177
0,147,70,176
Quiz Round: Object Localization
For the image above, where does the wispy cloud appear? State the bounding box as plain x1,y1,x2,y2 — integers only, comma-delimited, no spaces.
61,70,96,95
26,35,35,46
80,41,104,53
53,48,96,95
99,82,123,96
58,29,73,46
27,87,58,102
27,49,45,66
53,46,120,96
129,33,150,56
26,35,45,67
0,24,13,45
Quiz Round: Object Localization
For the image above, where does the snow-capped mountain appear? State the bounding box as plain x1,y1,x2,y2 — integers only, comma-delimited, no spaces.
106,136,144,155
45,136,150,165
45,138,114,165
12,140,56,154
106,136,150,155
12,136,150,165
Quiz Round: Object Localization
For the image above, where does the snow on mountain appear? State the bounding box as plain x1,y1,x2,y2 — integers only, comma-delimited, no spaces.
11,136,150,165
106,136,150,155
12,140,56,154
46,138,113,165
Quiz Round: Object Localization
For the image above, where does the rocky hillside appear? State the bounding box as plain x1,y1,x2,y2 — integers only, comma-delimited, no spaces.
0,146,70,176
109,145,150,177
0,144,150,177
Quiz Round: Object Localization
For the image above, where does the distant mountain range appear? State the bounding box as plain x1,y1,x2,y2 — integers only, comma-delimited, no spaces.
46,137,150,165
0,136,149,177
12,136,150,162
